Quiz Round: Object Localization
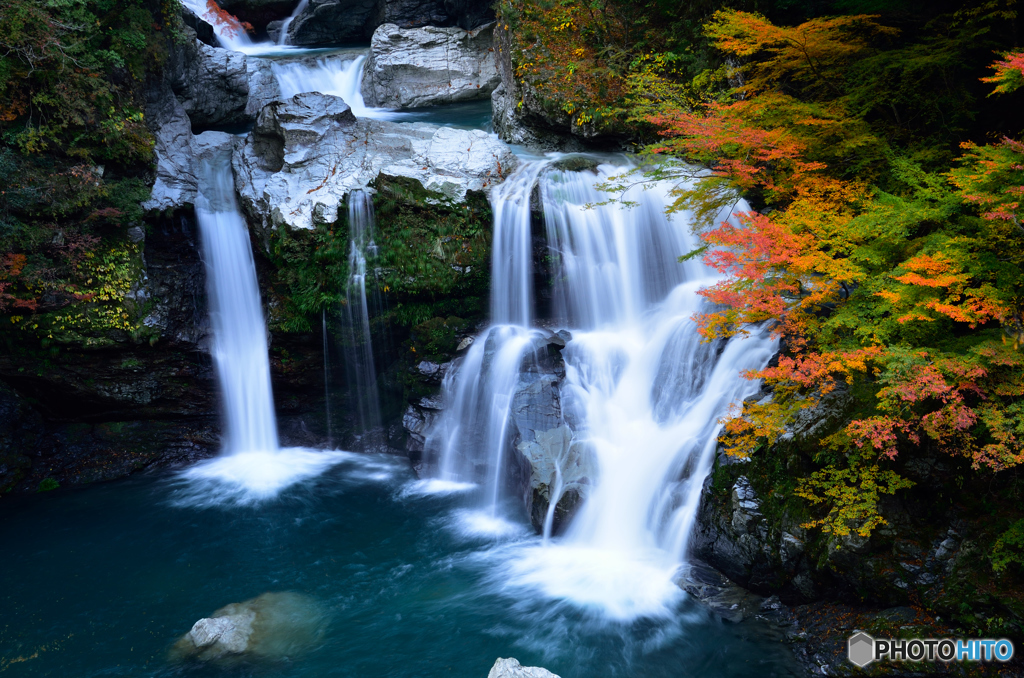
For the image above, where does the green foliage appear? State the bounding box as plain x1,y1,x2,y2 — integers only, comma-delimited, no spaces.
0,0,167,164
36,477,59,492
412,316,467,358
257,180,492,335
991,520,1024,575
0,0,172,345
372,177,491,328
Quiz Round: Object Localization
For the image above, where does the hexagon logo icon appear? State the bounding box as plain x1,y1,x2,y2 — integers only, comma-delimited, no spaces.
848,631,875,668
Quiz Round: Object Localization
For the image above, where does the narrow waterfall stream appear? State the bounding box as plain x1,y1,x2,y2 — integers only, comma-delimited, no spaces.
341,189,383,438
194,151,279,456
175,146,346,504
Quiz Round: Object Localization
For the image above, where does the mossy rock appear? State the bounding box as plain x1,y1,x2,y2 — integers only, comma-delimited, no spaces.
551,156,601,174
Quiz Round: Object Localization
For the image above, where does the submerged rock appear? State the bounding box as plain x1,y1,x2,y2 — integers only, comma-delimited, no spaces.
233,92,516,232
171,592,326,663
361,22,499,108
487,657,560,678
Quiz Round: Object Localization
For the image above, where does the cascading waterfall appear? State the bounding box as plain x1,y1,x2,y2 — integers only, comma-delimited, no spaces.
431,161,777,618
424,162,550,515
276,0,309,45
341,190,384,438
195,152,280,456
176,144,346,504
181,0,256,52
272,57,407,120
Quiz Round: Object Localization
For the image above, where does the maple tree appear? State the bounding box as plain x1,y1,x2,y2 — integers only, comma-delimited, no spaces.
624,8,1024,538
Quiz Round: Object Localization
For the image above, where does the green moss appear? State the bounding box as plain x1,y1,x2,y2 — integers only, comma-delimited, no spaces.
36,478,59,492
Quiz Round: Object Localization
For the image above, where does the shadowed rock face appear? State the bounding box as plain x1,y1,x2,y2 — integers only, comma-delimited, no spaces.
232,92,517,233
503,331,594,536
282,0,493,45
165,27,280,130
361,23,499,109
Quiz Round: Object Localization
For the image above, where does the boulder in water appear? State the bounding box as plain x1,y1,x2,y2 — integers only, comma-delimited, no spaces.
171,591,326,663
361,22,499,108
487,657,560,678
233,92,517,232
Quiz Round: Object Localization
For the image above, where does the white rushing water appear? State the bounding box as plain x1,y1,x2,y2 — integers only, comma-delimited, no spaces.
177,147,345,504
341,190,383,436
272,55,409,120
276,0,309,45
180,0,257,52
428,160,777,619
195,151,279,456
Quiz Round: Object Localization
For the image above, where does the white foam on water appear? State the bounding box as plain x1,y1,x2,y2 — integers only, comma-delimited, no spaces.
496,544,684,622
401,479,478,498
449,509,532,541
173,448,353,506
424,161,778,622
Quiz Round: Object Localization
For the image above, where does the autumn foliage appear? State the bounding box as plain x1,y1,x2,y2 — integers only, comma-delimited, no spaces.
628,8,1024,538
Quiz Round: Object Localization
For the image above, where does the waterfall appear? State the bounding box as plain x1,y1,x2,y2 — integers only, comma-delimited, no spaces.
195,151,279,455
175,141,347,505
272,56,407,120
276,0,309,45
181,0,256,52
430,161,777,617
424,162,551,513
341,190,383,438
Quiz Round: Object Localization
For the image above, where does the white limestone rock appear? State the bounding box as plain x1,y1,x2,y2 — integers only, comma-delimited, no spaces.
188,610,256,655
171,592,327,663
361,22,499,108
143,82,236,212
487,657,560,678
233,92,516,233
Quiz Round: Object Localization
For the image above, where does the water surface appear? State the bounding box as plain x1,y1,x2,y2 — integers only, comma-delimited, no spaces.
1,455,798,677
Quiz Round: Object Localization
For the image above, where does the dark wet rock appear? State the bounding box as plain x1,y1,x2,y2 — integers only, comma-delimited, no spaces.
282,0,492,45
675,560,764,623
444,0,493,30
692,473,811,598
506,330,593,535
218,0,296,30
